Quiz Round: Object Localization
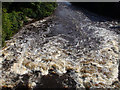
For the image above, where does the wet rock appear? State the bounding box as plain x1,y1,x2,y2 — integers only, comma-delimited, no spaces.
83,82,92,89
33,72,76,89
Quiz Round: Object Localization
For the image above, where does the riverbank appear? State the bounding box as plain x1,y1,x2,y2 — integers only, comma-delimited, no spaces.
0,2,120,89
2,2,57,46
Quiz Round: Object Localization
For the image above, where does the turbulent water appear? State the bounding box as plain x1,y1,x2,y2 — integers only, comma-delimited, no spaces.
0,2,120,89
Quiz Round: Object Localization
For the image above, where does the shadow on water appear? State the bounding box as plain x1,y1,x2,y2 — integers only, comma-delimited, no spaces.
71,2,120,22
2,70,76,90
34,70,76,89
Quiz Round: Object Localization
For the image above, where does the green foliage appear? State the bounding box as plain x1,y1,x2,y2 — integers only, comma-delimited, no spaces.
2,2,57,46
2,8,12,40
2,8,24,46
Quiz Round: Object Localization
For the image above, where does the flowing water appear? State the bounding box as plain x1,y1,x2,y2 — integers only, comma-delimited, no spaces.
0,2,120,89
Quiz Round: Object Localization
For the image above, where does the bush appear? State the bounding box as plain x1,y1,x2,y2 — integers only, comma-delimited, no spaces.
2,2,57,46
2,8,24,46
2,8,12,40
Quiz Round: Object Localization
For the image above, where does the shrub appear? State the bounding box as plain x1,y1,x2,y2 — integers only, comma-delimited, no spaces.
2,2,57,46
2,9,27,46
2,8,12,40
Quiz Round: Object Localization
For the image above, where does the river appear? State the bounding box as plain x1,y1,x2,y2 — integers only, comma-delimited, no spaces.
0,2,120,89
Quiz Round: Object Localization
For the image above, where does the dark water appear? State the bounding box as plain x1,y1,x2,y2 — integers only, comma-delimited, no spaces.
71,2,120,20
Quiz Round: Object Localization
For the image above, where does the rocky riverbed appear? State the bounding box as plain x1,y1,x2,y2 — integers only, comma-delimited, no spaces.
0,2,120,89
